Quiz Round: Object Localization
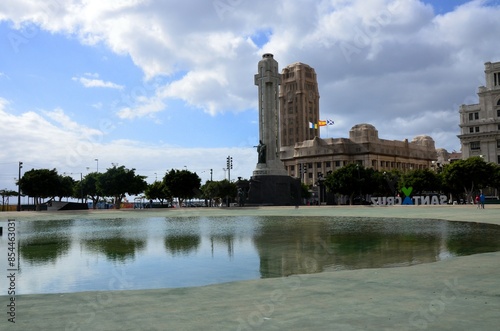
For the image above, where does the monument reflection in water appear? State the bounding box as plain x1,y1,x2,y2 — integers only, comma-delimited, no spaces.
13,216,500,294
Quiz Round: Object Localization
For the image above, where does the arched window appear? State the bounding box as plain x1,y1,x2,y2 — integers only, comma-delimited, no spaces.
497,99,500,106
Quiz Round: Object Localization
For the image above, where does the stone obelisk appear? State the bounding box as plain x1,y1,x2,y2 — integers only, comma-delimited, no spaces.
253,53,287,176
247,53,300,206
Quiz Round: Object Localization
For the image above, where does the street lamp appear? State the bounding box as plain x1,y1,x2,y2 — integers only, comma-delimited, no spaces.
95,158,99,172
226,156,233,182
17,161,23,212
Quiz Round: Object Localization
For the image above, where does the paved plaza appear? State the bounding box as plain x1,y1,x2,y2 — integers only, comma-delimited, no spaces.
1,205,499,330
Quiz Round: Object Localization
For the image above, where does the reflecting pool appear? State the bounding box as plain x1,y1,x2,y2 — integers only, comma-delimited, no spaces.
6,216,500,294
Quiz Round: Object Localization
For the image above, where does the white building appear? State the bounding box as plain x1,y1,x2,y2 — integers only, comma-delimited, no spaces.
458,61,500,164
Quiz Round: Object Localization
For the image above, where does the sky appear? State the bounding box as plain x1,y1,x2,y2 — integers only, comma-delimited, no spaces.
1,0,500,192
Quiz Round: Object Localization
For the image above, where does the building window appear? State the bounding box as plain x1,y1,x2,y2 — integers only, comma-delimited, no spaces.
475,127,480,133
469,127,474,133
308,173,313,179
495,72,500,86
335,161,340,167
308,163,312,169
316,162,321,168
475,112,479,120
497,109,500,117
325,161,331,168
470,141,480,150
498,155,500,164
497,140,500,148
469,113,473,120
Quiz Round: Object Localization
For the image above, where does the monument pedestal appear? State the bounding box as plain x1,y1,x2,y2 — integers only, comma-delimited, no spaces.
247,174,301,206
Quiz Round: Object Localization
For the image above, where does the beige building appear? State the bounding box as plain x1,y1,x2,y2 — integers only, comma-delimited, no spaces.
281,124,437,186
279,62,320,147
277,61,438,189
458,61,500,164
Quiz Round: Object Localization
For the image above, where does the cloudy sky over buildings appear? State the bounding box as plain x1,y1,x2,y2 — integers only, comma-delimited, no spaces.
1,0,499,190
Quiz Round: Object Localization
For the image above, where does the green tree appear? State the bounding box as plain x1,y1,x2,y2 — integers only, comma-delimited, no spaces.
98,166,147,209
441,157,491,202
56,175,75,202
201,179,237,206
491,164,500,196
375,170,401,196
324,164,374,205
218,179,237,206
18,168,60,209
201,180,218,206
163,169,201,207
300,183,311,201
80,172,102,209
145,181,171,205
400,169,441,195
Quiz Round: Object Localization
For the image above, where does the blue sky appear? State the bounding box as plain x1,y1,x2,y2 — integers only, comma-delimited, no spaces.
1,0,500,191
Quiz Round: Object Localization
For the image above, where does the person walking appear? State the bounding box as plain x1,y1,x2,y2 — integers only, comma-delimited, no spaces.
475,194,480,208
480,193,485,209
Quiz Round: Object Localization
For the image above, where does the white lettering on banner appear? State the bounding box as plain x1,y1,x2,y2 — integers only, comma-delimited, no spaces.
371,195,448,206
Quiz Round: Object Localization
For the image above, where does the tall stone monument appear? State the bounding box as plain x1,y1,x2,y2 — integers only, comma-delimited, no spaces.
247,54,301,205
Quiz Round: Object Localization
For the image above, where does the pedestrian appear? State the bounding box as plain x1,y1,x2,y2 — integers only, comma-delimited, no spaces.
480,193,485,209
475,194,480,208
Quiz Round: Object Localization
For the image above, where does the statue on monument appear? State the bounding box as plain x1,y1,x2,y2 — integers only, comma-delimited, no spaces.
257,140,266,164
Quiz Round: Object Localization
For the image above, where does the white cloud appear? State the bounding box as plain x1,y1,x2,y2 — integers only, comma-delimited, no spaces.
0,105,255,191
72,73,124,90
1,0,500,167
116,95,166,119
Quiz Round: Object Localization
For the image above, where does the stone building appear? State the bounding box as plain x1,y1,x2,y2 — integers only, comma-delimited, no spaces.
279,62,320,147
280,123,437,187
458,61,500,164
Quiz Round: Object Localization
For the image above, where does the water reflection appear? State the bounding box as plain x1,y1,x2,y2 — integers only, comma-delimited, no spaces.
81,219,147,262
11,216,500,295
254,218,500,277
164,217,201,255
20,220,73,265
83,237,146,262
164,235,201,255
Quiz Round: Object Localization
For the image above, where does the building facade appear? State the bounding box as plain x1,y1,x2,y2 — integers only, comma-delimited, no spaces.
281,124,437,186
458,61,500,164
279,62,320,147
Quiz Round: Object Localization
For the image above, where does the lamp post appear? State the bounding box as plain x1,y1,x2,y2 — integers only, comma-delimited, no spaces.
95,158,99,172
17,161,23,212
226,156,233,182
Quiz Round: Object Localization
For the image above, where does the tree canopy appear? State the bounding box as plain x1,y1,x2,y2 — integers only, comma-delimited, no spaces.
98,166,147,209
163,169,201,206
145,180,171,205
400,169,441,195
18,168,60,207
440,157,492,201
324,164,376,204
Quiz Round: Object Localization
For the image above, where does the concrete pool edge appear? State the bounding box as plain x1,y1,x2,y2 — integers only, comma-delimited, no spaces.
1,205,500,330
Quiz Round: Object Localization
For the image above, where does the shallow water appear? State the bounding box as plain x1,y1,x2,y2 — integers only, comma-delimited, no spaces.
4,216,500,294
